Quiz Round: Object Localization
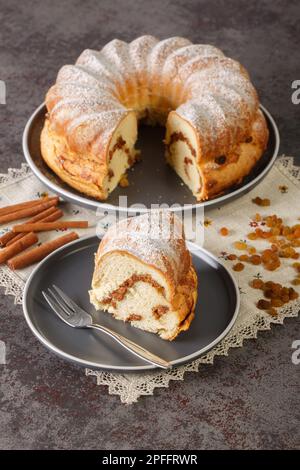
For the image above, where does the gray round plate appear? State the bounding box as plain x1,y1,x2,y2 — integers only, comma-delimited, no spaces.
22,236,240,372
23,103,279,214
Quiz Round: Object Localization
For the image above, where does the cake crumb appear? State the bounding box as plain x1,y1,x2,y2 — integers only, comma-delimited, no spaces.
119,174,129,188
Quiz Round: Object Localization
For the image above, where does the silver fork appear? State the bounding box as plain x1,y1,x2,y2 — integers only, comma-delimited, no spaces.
42,285,171,369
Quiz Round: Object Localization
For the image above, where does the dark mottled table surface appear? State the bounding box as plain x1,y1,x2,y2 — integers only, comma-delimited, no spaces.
0,0,299,450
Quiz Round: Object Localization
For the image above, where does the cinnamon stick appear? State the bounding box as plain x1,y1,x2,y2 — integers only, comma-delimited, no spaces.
6,209,63,246
12,220,88,232
7,232,79,270
0,206,58,247
0,196,57,217
0,232,38,264
0,197,59,225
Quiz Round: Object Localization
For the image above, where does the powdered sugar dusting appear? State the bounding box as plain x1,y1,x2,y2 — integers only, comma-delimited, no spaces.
163,44,224,81
99,211,189,285
147,37,191,77
46,35,260,159
129,35,158,75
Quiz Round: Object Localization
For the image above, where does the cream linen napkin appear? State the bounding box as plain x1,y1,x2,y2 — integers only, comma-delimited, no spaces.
0,156,299,403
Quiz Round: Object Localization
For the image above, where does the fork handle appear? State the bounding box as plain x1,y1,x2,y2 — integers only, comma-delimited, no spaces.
88,323,171,369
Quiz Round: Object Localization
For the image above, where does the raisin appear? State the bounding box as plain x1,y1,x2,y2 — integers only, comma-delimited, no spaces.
250,255,261,265
271,283,282,295
252,197,263,205
293,227,300,238
265,281,275,289
261,250,280,270
264,289,277,299
239,254,249,262
265,262,280,271
220,227,229,236
261,230,272,239
247,232,258,240
250,279,264,289
289,288,299,300
279,247,296,258
282,226,291,236
233,262,245,272
281,287,290,297
252,197,270,206
234,241,248,250
265,216,274,227
271,227,281,236
257,299,271,310
271,298,284,307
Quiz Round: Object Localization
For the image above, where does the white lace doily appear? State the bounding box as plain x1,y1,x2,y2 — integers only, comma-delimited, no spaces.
0,156,299,403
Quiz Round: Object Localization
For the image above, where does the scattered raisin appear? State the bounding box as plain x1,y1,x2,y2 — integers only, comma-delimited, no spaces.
264,288,277,299
220,227,229,236
250,279,264,289
252,197,270,206
252,197,263,205
257,299,272,310
264,281,275,289
271,227,281,236
270,283,282,295
289,288,299,300
271,298,284,307
279,247,296,258
233,262,245,272
239,254,249,262
250,255,261,265
247,232,258,240
261,250,280,271
234,241,248,250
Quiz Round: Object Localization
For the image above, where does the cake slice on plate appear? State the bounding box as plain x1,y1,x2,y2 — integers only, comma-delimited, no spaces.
89,211,197,340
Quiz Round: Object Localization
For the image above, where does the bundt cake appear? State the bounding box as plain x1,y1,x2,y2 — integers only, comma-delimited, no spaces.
89,211,197,341
41,36,269,201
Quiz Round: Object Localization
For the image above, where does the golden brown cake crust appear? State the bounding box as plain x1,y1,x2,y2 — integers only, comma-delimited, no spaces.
41,120,108,199
197,110,269,200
